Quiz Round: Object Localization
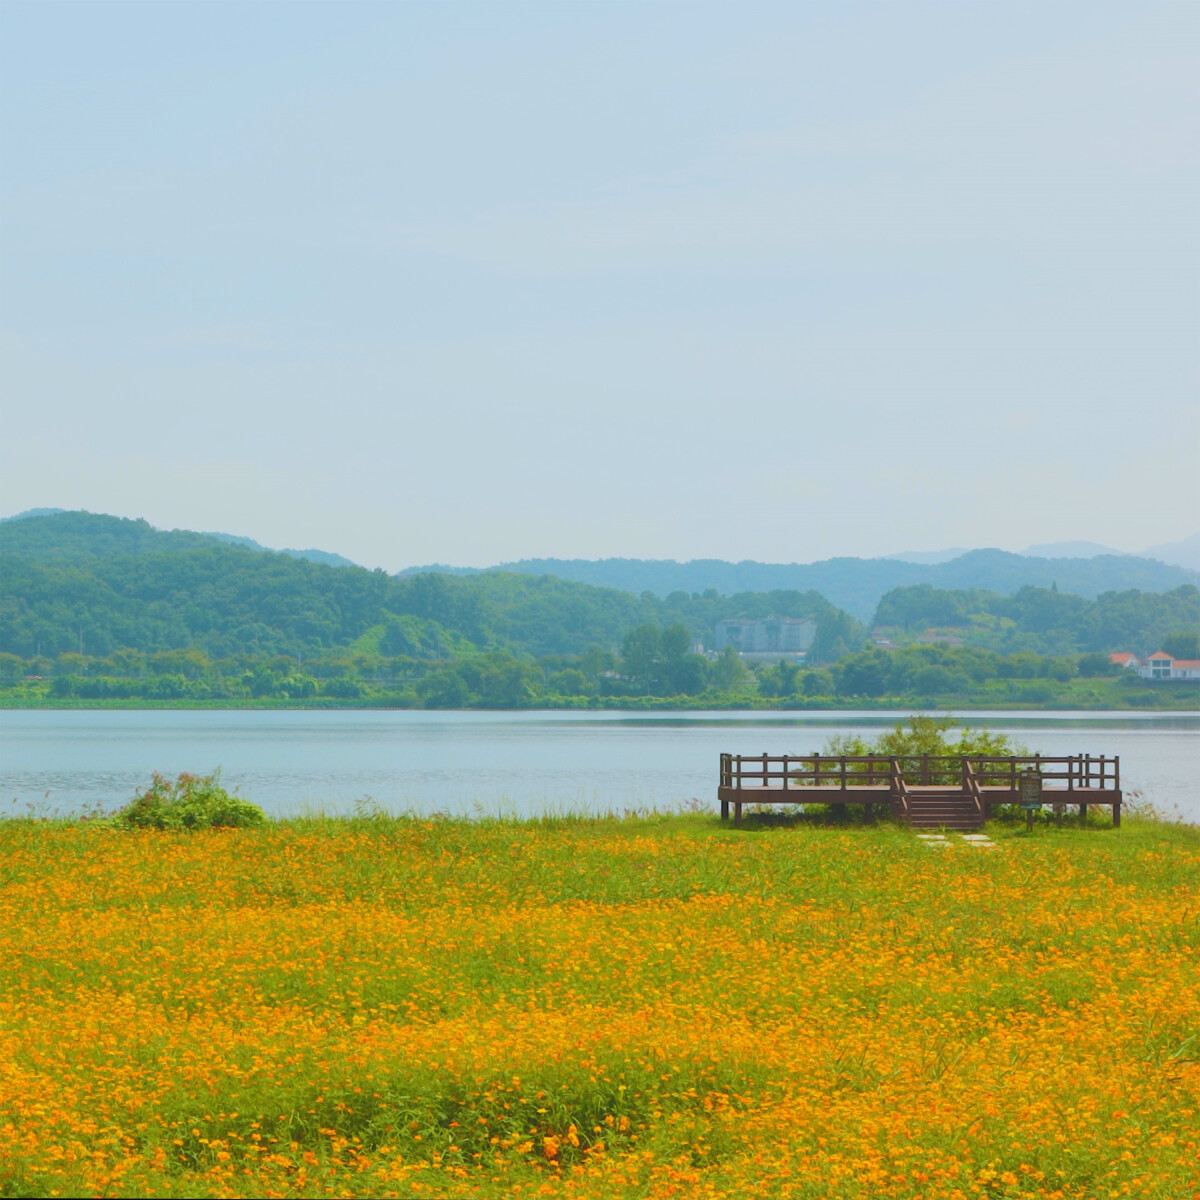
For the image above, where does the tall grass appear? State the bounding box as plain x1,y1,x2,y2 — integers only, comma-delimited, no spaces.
0,811,1196,1198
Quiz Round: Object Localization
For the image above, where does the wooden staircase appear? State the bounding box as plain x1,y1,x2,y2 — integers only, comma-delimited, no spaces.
904,789,985,831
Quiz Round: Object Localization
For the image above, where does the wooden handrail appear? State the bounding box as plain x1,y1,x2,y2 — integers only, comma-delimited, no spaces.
962,758,984,822
721,754,1119,793
890,757,910,821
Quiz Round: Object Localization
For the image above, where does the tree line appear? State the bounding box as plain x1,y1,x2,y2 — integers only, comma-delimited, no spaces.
2,512,1196,709
874,583,1199,655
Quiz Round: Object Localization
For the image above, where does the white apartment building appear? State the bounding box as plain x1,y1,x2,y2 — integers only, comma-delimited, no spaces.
714,617,816,662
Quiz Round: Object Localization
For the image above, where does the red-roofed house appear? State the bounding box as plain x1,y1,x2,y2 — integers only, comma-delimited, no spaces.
1109,652,1137,669
1134,652,1200,681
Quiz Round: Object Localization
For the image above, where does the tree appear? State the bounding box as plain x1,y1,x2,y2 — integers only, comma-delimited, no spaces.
835,649,893,697
1162,630,1200,659
801,668,834,696
620,625,661,693
1078,652,1118,677
475,656,541,707
417,667,470,708
660,623,706,694
549,668,588,696
579,646,615,685
909,665,968,696
711,646,749,692
809,610,865,664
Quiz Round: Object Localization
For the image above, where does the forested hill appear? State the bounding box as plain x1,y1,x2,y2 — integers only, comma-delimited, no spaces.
0,510,359,569
400,552,1199,620
1,510,228,560
872,582,1200,656
4,512,1197,708
0,512,857,661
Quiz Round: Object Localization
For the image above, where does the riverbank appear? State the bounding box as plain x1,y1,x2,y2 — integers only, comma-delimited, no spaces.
3,683,1198,711
1,811,1195,1199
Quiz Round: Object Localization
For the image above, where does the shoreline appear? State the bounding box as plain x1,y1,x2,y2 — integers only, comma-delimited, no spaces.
3,695,1199,713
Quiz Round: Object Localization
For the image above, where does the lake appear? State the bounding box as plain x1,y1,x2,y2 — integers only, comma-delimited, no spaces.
2,709,1197,823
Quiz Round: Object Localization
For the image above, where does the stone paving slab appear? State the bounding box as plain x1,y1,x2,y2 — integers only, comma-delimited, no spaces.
915,832,1001,849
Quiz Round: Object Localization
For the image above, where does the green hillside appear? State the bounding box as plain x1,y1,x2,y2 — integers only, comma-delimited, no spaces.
0,512,854,662
415,549,1200,619
873,582,1200,655
2,512,1195,709
0,510,228,561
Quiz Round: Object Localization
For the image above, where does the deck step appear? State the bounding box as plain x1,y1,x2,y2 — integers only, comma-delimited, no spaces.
902,790,985,832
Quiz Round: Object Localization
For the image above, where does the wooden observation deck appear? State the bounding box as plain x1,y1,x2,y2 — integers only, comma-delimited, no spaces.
718,753,1122,830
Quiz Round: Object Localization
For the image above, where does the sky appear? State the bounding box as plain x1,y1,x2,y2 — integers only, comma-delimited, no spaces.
1,1,1197,570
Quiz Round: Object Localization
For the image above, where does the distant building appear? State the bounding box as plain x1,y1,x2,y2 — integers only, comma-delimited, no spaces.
1110,651,1200,681
917,630,964,647
714,617,815,662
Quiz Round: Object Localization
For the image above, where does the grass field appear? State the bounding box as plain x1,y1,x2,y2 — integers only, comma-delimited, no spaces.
1,812,1197,1198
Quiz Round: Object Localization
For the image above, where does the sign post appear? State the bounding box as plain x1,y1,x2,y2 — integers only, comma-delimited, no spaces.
1019,770,1043,831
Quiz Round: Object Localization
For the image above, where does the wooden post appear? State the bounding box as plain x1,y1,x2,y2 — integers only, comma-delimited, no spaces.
734,800,742,827
833,755,847,819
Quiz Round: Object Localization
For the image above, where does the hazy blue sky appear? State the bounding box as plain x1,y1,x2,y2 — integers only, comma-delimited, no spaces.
1,1,1196,569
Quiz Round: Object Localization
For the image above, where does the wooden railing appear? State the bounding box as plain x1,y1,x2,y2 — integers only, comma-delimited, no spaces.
962,759,984,823
890,758,910,821
719,753,1120,792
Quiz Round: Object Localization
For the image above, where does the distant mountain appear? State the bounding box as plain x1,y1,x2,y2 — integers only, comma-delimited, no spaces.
1023,540,1124,559
1141,533,1200,572
202,530,359,569
884,548,969,565
7,511,1196,627
1,507,67,522
0,510,359,569
0,510,861,662
1,511,235,560
402,551,1200,621
4,512,1193,671
395,563,484,579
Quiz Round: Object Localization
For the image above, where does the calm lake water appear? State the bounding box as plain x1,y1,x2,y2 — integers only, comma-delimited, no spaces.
1,709,1197,824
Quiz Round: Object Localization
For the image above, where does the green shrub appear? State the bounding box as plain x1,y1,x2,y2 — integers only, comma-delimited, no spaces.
114,771,265,830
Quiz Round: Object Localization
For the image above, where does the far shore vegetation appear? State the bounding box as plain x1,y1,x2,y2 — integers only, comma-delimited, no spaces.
3,511,1198,711
2,636,1197,710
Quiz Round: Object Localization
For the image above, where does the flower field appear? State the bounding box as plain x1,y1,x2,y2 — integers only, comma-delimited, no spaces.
1,813,1197,1198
